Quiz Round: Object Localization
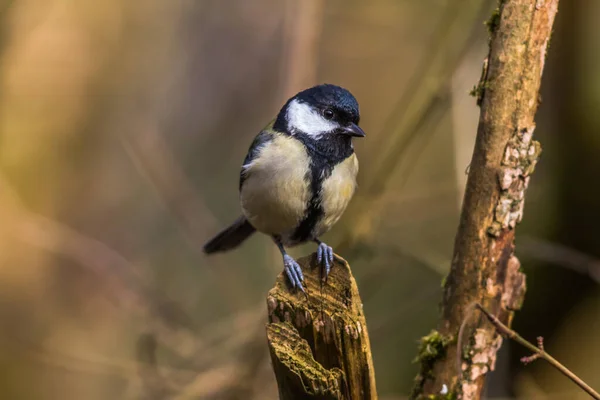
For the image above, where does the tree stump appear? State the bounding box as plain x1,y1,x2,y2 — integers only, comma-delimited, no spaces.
266,254,377,400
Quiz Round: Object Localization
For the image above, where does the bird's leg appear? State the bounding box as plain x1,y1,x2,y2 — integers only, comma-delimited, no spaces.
273,236,305,293
314,238,334,278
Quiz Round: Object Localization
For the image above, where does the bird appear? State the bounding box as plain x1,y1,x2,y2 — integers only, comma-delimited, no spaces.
203,84,365,292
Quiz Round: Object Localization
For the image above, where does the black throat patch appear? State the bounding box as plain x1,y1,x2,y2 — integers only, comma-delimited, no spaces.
291,133,354,243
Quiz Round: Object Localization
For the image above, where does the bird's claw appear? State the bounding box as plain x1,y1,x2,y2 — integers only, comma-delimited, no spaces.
283,255,305,292
316,242,334,278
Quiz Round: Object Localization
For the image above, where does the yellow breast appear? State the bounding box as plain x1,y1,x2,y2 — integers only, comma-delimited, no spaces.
314,153,359,237
240,134,311,235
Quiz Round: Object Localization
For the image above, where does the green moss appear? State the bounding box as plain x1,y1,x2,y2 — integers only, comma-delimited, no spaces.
469,84,481,98
485,7,501,36
469,83,488,106
485,0,508,37
468,79,488,97
413,330,453,369
409,330,454,400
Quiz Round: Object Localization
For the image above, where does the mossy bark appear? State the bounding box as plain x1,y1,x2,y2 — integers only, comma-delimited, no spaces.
411,0,559,399
266,254,377,400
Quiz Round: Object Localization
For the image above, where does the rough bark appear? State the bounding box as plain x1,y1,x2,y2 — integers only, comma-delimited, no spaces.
266,254,377,400
411,0,559,399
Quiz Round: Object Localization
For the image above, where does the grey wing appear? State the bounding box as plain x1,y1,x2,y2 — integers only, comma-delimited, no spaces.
239,129,274,191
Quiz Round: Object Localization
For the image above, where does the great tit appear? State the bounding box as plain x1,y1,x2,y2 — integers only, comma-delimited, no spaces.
203,84,365,292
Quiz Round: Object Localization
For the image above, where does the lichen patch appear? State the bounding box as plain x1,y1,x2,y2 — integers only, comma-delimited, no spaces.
467,329,503,381
488,126,541,237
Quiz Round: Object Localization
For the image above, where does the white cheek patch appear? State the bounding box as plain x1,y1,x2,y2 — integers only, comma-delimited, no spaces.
286,99,339,138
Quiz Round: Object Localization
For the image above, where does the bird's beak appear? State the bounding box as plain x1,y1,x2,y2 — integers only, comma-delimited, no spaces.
341,123,366,138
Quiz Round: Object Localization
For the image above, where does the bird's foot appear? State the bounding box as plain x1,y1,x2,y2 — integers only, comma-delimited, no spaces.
283,254,305,292
316,242,334,279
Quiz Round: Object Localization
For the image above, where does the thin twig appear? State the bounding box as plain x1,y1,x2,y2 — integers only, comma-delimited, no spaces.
475,303,600,400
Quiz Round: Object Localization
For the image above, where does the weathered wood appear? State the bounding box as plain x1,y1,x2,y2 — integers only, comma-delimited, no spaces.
410,1,559,399
266,254,377,400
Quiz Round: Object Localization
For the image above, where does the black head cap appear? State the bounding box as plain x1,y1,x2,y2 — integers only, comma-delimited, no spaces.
274,84,361,134
294,84,360,124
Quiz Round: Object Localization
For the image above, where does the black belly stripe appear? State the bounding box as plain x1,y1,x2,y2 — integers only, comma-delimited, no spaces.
291,165,327,243
291,132,354,243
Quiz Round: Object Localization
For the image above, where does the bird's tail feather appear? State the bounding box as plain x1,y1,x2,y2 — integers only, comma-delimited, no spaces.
203,216,256,254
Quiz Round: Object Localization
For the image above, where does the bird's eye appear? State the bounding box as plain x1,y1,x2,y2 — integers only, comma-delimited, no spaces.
323,108,334,120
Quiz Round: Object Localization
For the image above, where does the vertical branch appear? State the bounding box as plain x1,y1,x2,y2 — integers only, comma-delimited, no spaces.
411,0,559,399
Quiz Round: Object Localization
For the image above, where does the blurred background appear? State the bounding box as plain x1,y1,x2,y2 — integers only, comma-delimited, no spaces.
0,0,598,399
